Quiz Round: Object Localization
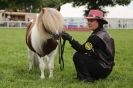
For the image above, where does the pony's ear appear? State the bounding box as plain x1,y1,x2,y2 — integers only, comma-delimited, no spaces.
41,8,45,14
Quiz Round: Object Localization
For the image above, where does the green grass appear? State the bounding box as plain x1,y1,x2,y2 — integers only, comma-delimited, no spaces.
0,28,133,88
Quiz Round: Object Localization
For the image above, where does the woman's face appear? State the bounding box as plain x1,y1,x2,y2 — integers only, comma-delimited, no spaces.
87,19,99,31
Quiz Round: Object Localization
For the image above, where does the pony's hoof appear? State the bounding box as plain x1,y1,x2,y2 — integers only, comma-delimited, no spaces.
29,68,32,71
49,75,53,78
40,75,45,79
28,68,33,73
29,66,33,71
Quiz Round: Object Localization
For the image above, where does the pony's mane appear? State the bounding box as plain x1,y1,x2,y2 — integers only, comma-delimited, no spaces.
37,8,64,34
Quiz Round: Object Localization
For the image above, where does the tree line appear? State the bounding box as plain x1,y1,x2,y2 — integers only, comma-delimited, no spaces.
0,0,131,15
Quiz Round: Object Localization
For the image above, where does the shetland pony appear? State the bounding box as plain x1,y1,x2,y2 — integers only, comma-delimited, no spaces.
26,8,64,79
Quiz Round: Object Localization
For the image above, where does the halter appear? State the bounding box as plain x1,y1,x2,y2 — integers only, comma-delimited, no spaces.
42,23,60,40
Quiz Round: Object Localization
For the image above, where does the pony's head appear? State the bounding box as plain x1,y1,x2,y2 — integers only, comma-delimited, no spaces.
37,8,64,39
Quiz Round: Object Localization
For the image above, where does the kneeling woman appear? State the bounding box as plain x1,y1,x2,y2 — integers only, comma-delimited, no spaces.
61,9,115,82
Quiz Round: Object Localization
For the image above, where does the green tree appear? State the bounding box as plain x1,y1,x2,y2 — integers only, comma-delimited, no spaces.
67,0,131,16
0,0,69,12
42,0,71,11
0,0,42,12
0,0,131,13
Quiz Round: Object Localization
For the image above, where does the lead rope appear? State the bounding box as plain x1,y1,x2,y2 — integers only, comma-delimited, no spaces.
58,35,66,88
58,35,66,71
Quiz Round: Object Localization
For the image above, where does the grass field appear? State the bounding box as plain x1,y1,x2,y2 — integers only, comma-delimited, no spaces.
0,28,133,88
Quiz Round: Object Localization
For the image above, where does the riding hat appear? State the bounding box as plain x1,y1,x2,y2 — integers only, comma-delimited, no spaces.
85,9,108,24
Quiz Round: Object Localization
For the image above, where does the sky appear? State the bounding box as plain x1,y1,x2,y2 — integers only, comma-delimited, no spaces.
60,1,133,18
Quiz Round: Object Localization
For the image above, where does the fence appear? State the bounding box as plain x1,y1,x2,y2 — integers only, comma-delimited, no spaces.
0,21,28,28
0,19,133,30
0,20,89,30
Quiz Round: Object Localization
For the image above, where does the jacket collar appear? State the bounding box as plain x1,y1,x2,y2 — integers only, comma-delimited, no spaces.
92,27,104,34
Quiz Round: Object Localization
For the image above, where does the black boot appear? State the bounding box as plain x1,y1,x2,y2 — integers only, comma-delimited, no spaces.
76,71,95,83
83,77,95,83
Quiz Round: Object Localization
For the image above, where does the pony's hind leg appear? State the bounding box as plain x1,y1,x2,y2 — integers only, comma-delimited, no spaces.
47,50,56,78
28,48,34,70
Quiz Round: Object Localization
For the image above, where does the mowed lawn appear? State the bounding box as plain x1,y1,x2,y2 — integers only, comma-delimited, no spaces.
0,28,133,88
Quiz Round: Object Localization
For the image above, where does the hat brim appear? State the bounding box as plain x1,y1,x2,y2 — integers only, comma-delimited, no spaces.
85,17,108,24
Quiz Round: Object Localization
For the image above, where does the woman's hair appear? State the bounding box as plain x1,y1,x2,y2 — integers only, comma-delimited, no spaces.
97,19,104,28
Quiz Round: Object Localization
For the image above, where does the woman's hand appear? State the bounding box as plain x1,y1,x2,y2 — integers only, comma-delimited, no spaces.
61,32,73,41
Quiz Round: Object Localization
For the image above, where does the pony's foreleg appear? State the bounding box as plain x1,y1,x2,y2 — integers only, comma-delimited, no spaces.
47,50,56,78
38,56,46,79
